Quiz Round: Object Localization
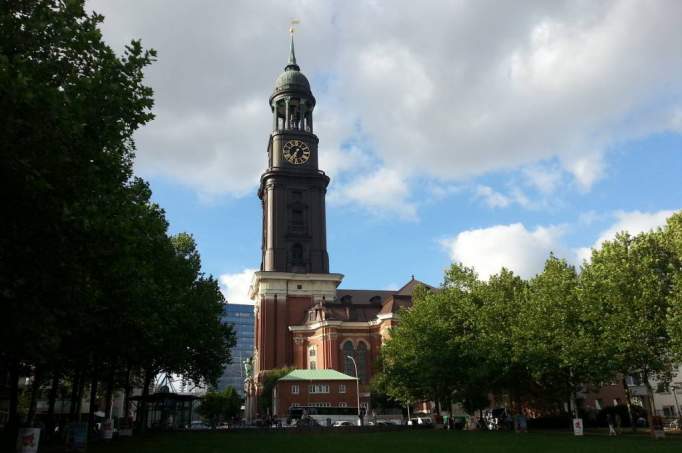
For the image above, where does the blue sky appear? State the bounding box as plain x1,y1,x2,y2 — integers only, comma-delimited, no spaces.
92,1,682,304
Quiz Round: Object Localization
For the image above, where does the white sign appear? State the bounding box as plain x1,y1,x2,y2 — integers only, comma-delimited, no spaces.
16,428,40,453
572,418,584,436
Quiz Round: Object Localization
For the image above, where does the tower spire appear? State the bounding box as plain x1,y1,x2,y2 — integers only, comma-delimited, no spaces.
286,20,300,71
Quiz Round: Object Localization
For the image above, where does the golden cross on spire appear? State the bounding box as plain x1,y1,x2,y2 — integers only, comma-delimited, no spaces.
289,19,300,35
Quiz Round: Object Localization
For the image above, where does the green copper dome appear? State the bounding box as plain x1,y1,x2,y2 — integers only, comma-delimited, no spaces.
272,31,312,94
274,68,310,92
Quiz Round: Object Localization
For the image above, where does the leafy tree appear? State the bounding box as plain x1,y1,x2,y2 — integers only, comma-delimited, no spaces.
1,0,154,440
258,368,292,416
198,387,242,427
580,230,676,431
379,265,483,412
518,255,607,418
664,213,682,359
476,268,532,411
1,1,236,444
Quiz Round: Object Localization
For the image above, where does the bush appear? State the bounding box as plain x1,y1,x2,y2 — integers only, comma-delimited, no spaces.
526,414,572,430
596,404,647,428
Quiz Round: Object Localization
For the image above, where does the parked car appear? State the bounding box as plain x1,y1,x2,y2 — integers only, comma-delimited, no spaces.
369,420,395,426
408,417,433,426
333,420,354,427
190,421,211,430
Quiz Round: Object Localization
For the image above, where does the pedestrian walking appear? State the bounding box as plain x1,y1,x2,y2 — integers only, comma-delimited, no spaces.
615,413,622,434
606,413,616,436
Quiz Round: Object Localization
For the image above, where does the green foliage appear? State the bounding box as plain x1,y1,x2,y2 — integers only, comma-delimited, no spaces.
521,257,598,401
258,368,292,415
378,211,682,416
198,387,242,427
580,231,676,384
476,268,530,402
380,264,484,406
1,0,235,435
664,213,682,360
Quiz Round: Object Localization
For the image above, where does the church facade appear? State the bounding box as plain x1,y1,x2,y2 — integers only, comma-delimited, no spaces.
247,34,429,418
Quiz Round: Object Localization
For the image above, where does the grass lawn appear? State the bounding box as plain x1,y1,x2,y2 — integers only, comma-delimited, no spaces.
88,429,682,453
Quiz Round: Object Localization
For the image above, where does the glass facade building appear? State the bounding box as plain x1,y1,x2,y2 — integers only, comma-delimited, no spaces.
217,303,254,395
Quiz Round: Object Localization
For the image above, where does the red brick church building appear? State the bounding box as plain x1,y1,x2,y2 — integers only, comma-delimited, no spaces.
245,33,430,418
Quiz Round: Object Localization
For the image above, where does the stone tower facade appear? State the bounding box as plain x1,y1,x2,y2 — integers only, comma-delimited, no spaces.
249,34,344,407
259,35,329,274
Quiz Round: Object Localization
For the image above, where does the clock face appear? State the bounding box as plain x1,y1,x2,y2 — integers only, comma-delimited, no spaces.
283,140,311,165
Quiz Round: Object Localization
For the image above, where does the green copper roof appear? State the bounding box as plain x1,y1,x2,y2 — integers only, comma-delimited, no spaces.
278,369,356,381
274,69,310,92
273,31,311,94
287,32,298,68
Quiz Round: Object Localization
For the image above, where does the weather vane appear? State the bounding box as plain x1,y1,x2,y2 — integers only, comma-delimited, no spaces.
289,19,300,35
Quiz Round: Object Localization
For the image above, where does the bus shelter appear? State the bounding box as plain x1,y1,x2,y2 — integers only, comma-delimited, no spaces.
130,392,198,430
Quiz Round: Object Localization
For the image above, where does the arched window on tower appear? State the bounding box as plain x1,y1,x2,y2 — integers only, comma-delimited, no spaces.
342,341,355,377
356,342,368,384
291,208,303,231
291,243,303,265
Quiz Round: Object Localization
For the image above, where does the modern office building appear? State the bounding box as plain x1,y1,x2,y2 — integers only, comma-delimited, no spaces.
217,303,254,395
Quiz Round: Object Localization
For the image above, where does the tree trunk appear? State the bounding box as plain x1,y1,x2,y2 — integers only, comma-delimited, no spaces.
4,360,20,451
104,370,115,419
123,367,131,420
26,368,42,426
76,370,86,422
622,376,636,433
69,370,80,420
137,368,154,432
87,373,98,441
46,372,59,441
643,373,657,438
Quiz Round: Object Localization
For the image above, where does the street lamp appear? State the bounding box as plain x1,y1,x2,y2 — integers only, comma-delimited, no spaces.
346,355,361,426
671,385,681,420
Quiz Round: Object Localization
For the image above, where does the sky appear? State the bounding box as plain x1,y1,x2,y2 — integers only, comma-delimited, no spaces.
90,0,682,305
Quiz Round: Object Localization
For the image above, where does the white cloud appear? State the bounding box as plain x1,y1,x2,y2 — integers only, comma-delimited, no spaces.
671,108,682,133
330,167,418,220
522,164,563,194
427,183,463,200
442,209,679,277
91,1,682,212
562,153,605,192
137,98,267,196
578,210,603,226
441,223,568,280
575,209,675,263
575,246,593,264
595,209,675,247
475,185,511,208
219,268,257,306
474,185,534,210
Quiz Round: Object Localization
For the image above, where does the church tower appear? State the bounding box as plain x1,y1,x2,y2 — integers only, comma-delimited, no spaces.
259,33,329,274
248,30,343,405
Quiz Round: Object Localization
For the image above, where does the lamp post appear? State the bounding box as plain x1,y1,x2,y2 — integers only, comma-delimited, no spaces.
672,385,681,420
346,355,361,426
